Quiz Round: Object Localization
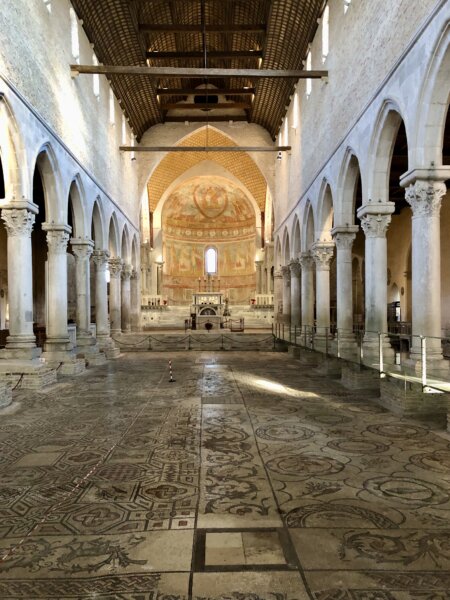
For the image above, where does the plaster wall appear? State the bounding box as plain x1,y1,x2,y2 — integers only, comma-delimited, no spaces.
0,0,139,227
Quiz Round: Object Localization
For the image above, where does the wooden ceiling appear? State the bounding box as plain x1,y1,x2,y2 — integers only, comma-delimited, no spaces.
71,0,325,140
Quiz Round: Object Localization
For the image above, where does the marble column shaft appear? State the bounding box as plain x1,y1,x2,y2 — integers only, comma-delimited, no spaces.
1,204,39,356
109,258,123,334
312,242,334,335
273,269,283,316
300,252,315,328
332,228,358,338
121,264,132,333
255,260,263,295
281,265,291,319
130,270,141,332
405,180,447,358
42,223,72,351
289,259,301,326
92,250,110,339
357,202,395,346
71,238,94,340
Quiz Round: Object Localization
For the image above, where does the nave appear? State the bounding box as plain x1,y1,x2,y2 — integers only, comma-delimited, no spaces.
0,353,450,599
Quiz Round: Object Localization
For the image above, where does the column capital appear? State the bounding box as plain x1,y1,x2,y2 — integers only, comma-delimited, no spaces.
405,180,447,218
131,268,139,280
312,242,334,270
71,238,94,261
42,223,71,254
1,208,35,237
281,265,291,281
299,252,314,271
122,263,133,281
289,258,301,278
109,257,123,278
359,213,392,238
332,227,358,250
92,249,110,269
274,269,283,279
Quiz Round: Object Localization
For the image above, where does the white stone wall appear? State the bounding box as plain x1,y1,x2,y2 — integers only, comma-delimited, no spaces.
0,0,139,229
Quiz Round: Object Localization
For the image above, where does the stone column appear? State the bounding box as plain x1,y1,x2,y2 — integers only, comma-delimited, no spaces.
273,269,283,318
312,242,334,337
281,265,291,323
404,179,447,361
121,263,132,333
155,261,164,296
1,203,40,359
42,223,72,354
109,258,123,334
289,259,301,326
332,227,358,344
130,269,141,331
71,238,95,346
357,202,395,355
92,250,110,341
300,252,315,328
255,260,263,295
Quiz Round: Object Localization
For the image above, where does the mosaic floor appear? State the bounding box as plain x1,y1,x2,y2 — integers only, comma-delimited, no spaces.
1,351,450,599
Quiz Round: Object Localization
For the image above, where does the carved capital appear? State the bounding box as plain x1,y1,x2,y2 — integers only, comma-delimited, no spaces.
312,243,334,270
71,238,94,262
108,257,123,278
360,213,392,238
333,231,356,250
281,265,291,282
131,269,139,280
122,264,133,281
46,230,70,254
92,250,110,270
405,180,447,218
1,208,35,237
299,252,314,271
289,259,301,278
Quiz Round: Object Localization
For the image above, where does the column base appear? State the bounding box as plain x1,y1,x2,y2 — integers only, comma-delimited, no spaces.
330,337,359,361
97,335,121,359
41,349,86,375
362,334,395,368
0,359,58,390
0,346,42,360
44,338,73,353
0,381,12,408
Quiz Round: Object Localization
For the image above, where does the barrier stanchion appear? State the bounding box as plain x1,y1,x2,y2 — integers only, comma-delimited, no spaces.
168,360,176,383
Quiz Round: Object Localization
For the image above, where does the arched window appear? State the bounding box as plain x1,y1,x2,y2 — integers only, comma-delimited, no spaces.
122,114,127,144
42,0,51,13
322,5,329,63
109,88,115,124
305,50,312,97
92,53,100,98
70,8,80,63
205,247,218,274
344,0,351,13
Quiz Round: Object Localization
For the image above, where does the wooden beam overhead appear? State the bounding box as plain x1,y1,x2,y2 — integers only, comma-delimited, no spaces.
139,24,266,33
160,102,250,110
146,50,263,59
156,87,256,95
163,115,249,122
70,65,328,79
120,146,292,152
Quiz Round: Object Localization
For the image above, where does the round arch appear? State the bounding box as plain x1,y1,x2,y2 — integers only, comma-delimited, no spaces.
33,143,63,223
415,23,450,167
282,228,290,264
108,212,120,257
91,198,106,249
0,97,28,201
67,176,87,238
368,101,410,202
291,216,301,257
121,224,131,263
337,149,364,226
302,201,315,251
317,180,334,241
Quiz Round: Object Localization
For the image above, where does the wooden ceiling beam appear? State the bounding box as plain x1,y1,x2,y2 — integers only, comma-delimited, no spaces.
161,102,250,110
163,115,249,122
156,87,256,95
139,24,266,34
147,50,263,59
120,145,292,152
71,65,328,79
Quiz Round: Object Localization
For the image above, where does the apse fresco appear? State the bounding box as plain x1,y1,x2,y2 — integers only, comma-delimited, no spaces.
162,177,257,304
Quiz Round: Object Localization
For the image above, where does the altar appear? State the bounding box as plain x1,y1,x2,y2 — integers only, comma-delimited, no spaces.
191,292,224,330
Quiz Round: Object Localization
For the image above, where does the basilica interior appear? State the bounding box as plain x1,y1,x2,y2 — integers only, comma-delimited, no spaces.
0,0,450,598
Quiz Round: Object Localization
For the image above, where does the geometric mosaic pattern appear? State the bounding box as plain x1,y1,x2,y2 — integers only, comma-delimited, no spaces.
1,351,450,598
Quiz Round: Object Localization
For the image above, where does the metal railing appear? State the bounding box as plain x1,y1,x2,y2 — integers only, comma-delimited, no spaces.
272,323,450,394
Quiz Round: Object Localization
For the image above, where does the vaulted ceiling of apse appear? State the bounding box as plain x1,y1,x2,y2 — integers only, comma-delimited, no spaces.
71,0,325,140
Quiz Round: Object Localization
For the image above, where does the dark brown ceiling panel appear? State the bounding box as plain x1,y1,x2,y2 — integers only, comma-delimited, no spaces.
71,0,324,140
